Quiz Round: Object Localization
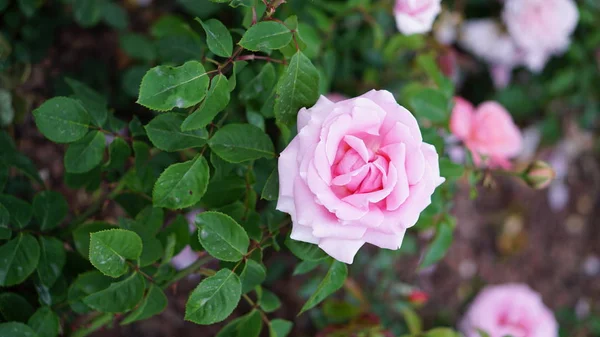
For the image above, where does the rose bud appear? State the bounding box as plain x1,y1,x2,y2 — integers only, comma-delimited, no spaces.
524,160,555,190
407,290,429,305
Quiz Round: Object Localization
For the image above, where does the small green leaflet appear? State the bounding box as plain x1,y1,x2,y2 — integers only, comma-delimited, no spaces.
121,284,167,324
64,130,106,174
419,221,453,269
33,97,90,143
89,229,143,278
83,272,145,313
299,260,347,315
145,113,208,151
0,233,40,286
196,211,249,262
198,18,233,57
209,124,275,163
152,156,210,209
239,21,292,52
185,268,241,325
274,51,320,127
181,74,230,131
137,61,210,111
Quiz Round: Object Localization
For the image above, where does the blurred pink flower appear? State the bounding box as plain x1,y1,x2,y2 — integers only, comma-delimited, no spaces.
450,97,522,168
460,284,558,337
394,0,441,35
503,0,578,72
460,19,522,88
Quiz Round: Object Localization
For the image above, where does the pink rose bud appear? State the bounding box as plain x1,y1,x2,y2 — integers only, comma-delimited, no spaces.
460,284,558,337
277,90,445,264
450,97,522,169
503,0,579,72
407,290,429,305
394,0,442,35
524,160,555,190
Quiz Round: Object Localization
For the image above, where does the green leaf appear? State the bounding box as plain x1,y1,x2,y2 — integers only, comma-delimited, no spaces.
135,206,164,235
0,293,34,322
27,307,59,337
152,156,210,209
410,88,450,123
259,289,281,313
236,310,262,337
0,234,40,286
239,21,292,52
119,33,156,62
104,137,131,171
137,61,210,111
89,229,143,277
196,211,249,262
292,260,321,275
0,194,32,229
122,65,149,98
83,272,145,313
64,130,106,173
185,268,241,324
274,51,320,127
36,237,66,288
0,322,38,337
0,204,10,240
239,63,276,101
65,77,108,127
156,33,203,65
240,259,266,294
209,124,275,163
439,158,464,179
73,0,104,27
0,89,14,126
285,235,327,261
32,191,68,232
402,307,422,335
424,328,459,337
33,97,90,143
322,300,360,322
72,221,115,259
145,113,208,151
121,284,168,324
157,214,189,254
269,319,293,337
102,2,128,30
261,168,279,201
67,271,112,314
198,18,233,58
18,0,38,17
181,74,230,131
299,260,347,315
420,222,454,269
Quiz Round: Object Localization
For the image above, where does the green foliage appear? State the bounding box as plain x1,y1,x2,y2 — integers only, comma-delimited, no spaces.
89,229,143,277
196,211,250,262
138,61,210,111
185,268,241,325
299,260,348,315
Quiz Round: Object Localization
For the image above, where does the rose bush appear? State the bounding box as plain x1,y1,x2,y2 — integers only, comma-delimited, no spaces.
277,90,445,263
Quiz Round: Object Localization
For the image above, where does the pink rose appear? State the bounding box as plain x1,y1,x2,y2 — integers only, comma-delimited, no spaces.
503,0,578,72
277,90,445,264
460,284,558,337
394,0,442,35
450,97,522,168
460,19,522,88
